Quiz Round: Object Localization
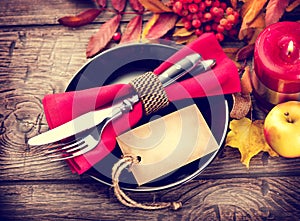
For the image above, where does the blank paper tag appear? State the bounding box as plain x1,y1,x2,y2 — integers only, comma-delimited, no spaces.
116,104,219,186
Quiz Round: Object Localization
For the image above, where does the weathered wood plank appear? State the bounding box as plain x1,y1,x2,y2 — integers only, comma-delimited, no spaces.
0,176,299,220
1,27,300,181
0,0,149,27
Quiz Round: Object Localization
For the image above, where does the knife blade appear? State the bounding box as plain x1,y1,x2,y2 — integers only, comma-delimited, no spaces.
28,55,215,146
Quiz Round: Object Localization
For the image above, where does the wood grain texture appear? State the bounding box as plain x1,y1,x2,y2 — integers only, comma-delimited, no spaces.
1,1,300,220
0,0,149,27
1,27,300,182
0,177,299,220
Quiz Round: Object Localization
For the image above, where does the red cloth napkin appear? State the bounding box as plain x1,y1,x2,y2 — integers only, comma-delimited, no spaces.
43,33,241,174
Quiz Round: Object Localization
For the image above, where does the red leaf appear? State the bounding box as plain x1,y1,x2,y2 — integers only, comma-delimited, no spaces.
96,0,106,8
146,14,177,39
120,15,142,43
129,0,144,12
265,0,289,26
112,0,126,12
58,9,102,27
86,15,122,58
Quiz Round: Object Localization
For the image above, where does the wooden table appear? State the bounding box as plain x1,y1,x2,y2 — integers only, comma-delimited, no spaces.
1,0,300,220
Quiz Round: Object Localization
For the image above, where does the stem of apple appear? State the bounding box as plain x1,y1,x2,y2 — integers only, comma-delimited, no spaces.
284,112,294,123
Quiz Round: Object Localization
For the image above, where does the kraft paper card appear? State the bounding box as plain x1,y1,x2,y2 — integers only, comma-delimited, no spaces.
116,104,219,186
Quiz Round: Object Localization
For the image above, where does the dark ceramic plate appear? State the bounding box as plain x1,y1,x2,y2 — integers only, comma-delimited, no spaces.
66,42,230,192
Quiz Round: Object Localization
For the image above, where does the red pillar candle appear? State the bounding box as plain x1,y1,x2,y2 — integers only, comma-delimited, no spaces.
252,22,300,110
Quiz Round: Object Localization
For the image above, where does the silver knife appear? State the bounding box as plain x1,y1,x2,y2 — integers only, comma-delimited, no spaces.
28,54,215,146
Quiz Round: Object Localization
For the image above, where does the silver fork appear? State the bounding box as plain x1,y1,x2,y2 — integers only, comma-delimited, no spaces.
46,95,139,161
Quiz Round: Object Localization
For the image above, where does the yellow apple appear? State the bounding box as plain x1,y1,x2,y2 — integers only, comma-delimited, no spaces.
264,101,300,158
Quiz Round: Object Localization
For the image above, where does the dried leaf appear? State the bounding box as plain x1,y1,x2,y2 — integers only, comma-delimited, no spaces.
286,0,300,12
226,118,278,168
231,0,238,9
173,28,194,37
58,9,102,27
86,14,122,58
230,93,251,119
142,14,160,39
238,0,267,40
112,0,126,12
96,0,107,8
120,15,142,43
145,13,177,39
240,66,252,94
265,0,289,26
138,0,172,13
129,0,144,12
239,13,266,42
235,44,254,61
175,34,197,44
175,18,185,27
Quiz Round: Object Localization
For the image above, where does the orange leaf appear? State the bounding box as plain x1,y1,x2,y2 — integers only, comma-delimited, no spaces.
120,15,142,43
58,9,102,27
112,0,126,12
226,118,278,168
86,14,122,58
129,0,144,12
173,28,194,37
145,13,177,39
138,0,172,13
265,0,289,26
142,14,160,39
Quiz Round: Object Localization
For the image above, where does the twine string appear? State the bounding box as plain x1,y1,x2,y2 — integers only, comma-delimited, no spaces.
111,155,182,210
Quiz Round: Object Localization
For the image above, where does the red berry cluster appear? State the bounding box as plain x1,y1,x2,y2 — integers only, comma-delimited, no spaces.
171,0,239,41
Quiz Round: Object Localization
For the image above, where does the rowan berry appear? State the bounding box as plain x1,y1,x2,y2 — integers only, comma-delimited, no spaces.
112,32,121,42
226,7,234,15
195,28,203,36
188,3,198,14
192,19,201,28
215,32,224,42
184,20,192,30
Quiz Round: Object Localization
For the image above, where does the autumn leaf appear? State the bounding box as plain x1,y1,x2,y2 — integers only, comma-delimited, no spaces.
238,0,267,41
235,44,255,61
120,15,142,43
230,0,238,9
112,0,126,12
173,28,194,37
175,34,197,44
142,14,160,39
86,14,122,58
58,9,102,27
138,0,172,13
96,0,107,8
230,66,252,119
226,118,278,168
144,13,178,39
129,0,144,12
265,0,290,26
286,0,300,12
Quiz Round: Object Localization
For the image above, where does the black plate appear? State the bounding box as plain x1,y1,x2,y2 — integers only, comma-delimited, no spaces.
66,42,230,192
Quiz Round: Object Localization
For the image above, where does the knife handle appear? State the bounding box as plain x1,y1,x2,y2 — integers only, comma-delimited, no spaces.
158,53,201,87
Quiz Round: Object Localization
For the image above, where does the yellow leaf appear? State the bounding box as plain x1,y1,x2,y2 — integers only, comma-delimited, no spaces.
138,0,172,13
225,118,278,168
142,13,160,39
173,28,195,37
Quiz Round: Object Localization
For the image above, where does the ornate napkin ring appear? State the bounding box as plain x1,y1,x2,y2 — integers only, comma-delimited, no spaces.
130,71,169,115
